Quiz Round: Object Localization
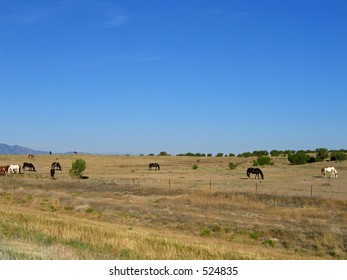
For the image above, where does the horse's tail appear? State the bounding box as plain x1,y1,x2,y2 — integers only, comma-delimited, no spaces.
157,164,160,170
321,167,325,175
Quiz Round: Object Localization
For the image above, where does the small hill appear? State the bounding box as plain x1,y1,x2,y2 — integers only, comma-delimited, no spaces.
0,143,49,155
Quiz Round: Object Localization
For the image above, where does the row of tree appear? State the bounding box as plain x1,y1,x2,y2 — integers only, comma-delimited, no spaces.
151,149,347,160
288,149,347,165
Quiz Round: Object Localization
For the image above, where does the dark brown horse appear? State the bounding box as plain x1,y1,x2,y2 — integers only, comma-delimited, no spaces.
22,162,36,171
247,167,264,179
149,163,160,170
51,162,62,171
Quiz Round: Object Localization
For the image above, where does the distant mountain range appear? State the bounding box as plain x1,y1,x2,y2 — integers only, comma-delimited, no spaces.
0,143,49,155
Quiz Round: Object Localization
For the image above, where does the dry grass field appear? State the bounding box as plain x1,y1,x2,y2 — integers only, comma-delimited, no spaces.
0,154,346,259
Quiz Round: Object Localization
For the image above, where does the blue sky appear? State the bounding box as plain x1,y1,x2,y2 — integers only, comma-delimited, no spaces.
1,0,346,155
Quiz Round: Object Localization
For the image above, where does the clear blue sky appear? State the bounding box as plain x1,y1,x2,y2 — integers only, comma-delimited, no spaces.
1,0,346,155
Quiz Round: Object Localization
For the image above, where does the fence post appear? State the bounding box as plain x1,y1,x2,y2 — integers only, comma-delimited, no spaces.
169,179,171,190
209,179,212,190
311,185,313,197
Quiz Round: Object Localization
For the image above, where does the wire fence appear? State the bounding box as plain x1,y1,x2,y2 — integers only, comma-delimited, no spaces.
93,176,347,201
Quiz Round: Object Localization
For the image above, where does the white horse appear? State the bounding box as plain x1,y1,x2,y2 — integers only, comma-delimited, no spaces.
321,167,338,178
9,164,21,174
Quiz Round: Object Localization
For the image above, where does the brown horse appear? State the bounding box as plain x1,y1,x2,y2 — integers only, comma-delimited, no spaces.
22,162,36,171
0,165,9,176
247,167,264,179
149,163,160,170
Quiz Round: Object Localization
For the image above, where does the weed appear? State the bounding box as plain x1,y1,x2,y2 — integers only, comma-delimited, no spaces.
200,229,211,237
262,239,276,247
249,231,262,240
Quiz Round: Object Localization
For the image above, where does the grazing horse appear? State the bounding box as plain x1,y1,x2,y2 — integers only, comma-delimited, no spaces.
50,168,55,179
247,167,264,179
22,162,36,171
51,162,62,171
0,165,9,176
149,163,160,170
28,154,35,159
321,167,338,178
9,164,21,174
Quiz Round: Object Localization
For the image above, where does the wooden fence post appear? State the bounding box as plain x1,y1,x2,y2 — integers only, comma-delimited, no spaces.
311,185,313,197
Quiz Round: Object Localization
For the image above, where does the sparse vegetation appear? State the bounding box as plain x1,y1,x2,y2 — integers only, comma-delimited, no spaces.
0,154,346,260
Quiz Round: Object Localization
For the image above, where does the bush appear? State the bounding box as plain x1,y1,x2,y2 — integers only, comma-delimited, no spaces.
158,151,170,156
228,162,239,170
270,150,280,157
330,151,347,161
238,152,253,157
253,150,269,157
192,164,198,170
315,148,329,162
288,151,310,165
69,158,86,179
253,156,273,166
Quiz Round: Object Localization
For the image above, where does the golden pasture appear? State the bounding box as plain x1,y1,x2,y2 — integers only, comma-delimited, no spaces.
0,154,346,259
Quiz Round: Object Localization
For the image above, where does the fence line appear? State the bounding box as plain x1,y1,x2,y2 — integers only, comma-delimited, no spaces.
97,177,346,200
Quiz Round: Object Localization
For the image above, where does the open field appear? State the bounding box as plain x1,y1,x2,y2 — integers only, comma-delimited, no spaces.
0,154,346,259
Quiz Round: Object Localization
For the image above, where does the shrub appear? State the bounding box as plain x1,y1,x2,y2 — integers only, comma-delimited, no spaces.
253,150,269,157
270,150,280,156
315,148,329,162
254,156,273,166
288,151,310,165
330,151,347,161
238,152,253,157
69,158,86,179
192,164,198,170
158,151,170,156
228,162,239,170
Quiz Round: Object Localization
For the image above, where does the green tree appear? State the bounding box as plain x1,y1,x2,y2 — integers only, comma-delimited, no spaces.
69,158,86,179
288,151,310,165
330,151,347,161
158,151,170,156
315,148,329,162
270,150,280,157
253,156,273,166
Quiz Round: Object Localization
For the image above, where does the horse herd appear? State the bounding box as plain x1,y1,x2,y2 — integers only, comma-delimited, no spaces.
0,161,62,178
0,158,340,180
